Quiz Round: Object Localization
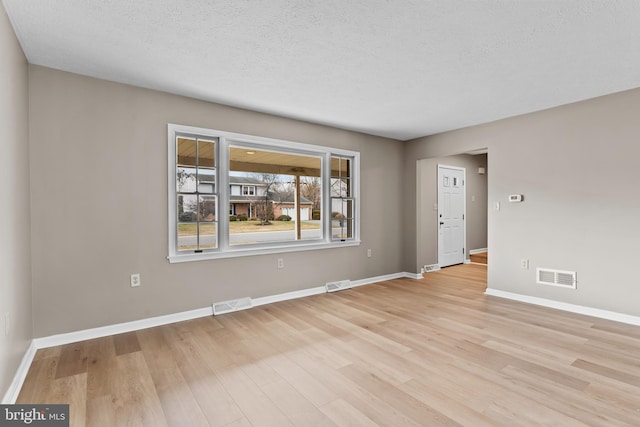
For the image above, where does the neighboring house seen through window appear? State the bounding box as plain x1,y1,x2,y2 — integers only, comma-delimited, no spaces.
168,124,360,263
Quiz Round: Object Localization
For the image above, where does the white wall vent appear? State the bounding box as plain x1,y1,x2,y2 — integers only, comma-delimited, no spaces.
326,280,352,293
212,297,252,315
536,268,577,289
424,264,441,273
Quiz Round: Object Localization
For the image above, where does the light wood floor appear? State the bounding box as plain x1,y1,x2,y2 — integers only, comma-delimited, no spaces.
470,251,488,265
17,264,640,426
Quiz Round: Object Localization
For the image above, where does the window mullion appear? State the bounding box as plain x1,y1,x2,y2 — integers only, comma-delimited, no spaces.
168,131,178,258
323,152,332,243
218,137,229,251
195,138,201,251
352,154,360,241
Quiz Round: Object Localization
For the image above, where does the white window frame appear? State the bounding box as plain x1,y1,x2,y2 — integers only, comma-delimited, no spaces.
242,185,256,196
168,124,360,263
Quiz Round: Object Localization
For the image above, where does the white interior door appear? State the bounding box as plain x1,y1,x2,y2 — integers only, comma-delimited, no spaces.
438,165,466,267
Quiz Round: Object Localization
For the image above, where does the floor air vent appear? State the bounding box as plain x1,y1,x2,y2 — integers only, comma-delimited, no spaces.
212,297,252,315
536,268,577,289
423,264,441,273
326,280,352,293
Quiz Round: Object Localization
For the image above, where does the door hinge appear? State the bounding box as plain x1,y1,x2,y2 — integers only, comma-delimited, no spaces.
463,248,465,254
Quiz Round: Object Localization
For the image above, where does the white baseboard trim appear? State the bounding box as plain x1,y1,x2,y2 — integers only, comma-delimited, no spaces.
34,271,423,350
2,341,37,404
485,288,640,326
469,248,488,255
34,306,213,350
5,270,422,402
402,272,424,280
252,286,326,307
253,272,422,306
353,272,419,286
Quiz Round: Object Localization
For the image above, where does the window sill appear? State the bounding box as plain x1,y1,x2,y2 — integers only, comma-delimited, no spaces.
168,240,361,263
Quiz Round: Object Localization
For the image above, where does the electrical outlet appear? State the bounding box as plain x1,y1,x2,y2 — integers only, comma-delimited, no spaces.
130,273,141,287
277,258,284,269
367,249,372,258
520,259,529,269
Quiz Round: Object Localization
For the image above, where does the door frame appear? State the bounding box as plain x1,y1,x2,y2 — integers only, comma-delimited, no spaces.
437,164,467,267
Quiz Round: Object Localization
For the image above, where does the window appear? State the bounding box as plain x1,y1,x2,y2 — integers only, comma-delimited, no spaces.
175,135,217,252
242,185,256,196
168,124,360,262
331,156,354,241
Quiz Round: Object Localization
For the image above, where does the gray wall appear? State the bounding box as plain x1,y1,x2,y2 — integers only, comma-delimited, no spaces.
405,88,640,317
417,154,487,268
28,66,405,337
0,3,32,400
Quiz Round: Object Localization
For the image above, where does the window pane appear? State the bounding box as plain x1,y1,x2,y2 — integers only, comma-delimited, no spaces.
229,146,322,245
331,156,352,198
198,169,215,194
179,195,198,222
300,176,322,223
331,157,350,177
331,218,354,240
198,139,216,167
331,198,354,240
199,194,218,249
177,137,197,166
199,223,217,249
177,167,196,192
330,177,350,197
199,195,216,221
178,194,218,250
177,197,218,251
178,223,198,251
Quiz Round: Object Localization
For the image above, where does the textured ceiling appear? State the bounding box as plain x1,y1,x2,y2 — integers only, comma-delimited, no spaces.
4,0,640,140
